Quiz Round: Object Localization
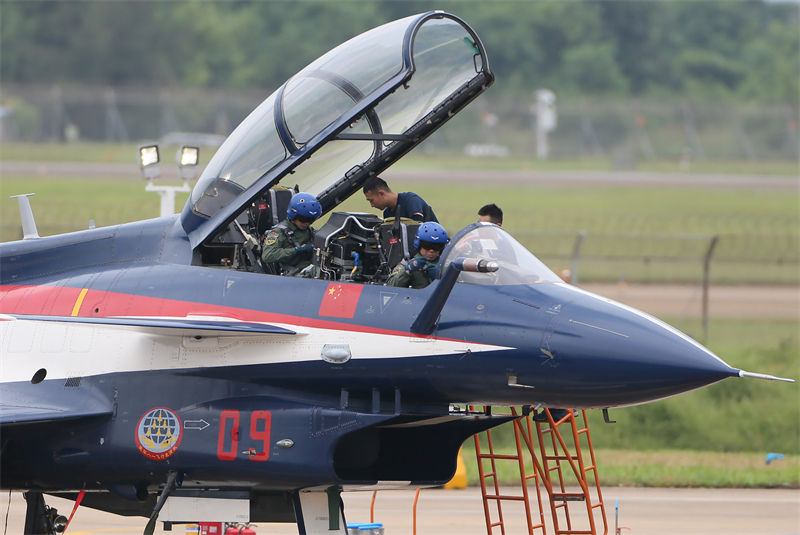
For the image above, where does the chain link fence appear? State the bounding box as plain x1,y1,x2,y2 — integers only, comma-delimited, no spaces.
514,230,798,286
442,95,799,164
1,84,796,290
2,85,797,163
2,211,795,286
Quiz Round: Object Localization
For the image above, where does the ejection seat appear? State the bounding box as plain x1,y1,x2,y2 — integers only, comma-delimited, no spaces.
377,217,420,279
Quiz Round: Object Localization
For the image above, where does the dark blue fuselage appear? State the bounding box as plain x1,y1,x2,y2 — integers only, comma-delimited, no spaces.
0,214,737,409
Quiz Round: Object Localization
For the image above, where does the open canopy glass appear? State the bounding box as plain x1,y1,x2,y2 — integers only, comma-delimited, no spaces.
181,11,493,248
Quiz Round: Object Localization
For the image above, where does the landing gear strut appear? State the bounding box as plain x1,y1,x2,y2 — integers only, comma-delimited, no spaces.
23,492,67,535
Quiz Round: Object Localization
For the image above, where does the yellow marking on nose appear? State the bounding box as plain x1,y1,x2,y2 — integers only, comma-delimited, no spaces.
71,288,89,316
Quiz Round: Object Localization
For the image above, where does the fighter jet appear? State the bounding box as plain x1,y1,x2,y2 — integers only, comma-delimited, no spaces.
0,11,791,535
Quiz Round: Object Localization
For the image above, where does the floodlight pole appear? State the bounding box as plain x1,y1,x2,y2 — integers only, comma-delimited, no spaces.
701,235,719,344
145,181,191,218
533,89,557,160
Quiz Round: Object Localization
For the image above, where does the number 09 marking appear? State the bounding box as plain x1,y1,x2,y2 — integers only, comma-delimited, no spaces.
217,410,271,462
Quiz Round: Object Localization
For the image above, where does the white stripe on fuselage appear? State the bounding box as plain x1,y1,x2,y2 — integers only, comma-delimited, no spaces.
0,315,514,383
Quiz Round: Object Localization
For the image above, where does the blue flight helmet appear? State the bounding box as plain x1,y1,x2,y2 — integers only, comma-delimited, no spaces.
414,222,449,250
287,192,321,221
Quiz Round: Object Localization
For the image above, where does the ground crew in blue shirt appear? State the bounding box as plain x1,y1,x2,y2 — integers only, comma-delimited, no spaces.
477,203,503,226
386,222,449,289
261,192,321,276
363,176,438,222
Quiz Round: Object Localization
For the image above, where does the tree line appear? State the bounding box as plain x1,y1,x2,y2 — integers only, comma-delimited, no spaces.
2,0,797,104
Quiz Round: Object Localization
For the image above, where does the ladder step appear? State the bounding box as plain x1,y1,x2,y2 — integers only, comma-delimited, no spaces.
546,455,578,461
577,428,588,435
484,495,526,501
552,493,586,502
478,454,521,460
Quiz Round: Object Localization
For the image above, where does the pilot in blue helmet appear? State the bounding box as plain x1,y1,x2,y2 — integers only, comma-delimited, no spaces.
261,192,321,276
386,222,449,289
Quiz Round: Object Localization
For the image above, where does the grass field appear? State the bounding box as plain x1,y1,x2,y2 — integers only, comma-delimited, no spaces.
3,170,796,283
373,180,799,284
3,176,795,239
0,176,176,240
460,446,799,488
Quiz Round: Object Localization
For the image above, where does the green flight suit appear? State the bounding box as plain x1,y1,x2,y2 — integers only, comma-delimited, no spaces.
261,219,315,275
386,254,438,289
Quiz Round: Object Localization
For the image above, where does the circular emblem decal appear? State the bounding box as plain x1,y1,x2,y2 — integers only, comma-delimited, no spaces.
265,231,278,245
135,407,182,460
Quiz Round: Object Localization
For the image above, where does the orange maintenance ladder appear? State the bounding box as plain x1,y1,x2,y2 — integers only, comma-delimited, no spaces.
474,407,608,535
473,406,547,535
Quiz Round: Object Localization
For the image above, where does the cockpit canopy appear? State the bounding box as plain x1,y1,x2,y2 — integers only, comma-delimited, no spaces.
182,12,493,248
442,224,562,285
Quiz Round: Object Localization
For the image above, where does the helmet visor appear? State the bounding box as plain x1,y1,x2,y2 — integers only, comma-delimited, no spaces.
418,240,446,252
294,214,317,224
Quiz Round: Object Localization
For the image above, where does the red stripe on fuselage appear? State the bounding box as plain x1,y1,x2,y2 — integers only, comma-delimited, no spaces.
0,284,447,340
0,284,85,317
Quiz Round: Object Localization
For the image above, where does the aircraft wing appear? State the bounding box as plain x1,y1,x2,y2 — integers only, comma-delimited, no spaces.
8,314,299,337
1,316,298,426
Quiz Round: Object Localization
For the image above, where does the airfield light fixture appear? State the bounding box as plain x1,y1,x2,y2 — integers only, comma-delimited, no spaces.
138,144,161,180
138,143,192,217
177,145,200,181
178,145,199,166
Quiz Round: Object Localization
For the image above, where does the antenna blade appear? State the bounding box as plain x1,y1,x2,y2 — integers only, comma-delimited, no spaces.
10,193,39,239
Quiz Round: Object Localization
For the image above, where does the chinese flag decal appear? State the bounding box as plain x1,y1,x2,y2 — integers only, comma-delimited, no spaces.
318,283,363,318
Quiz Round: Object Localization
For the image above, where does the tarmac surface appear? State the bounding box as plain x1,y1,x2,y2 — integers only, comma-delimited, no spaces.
2,487,798,534
581,282,799,320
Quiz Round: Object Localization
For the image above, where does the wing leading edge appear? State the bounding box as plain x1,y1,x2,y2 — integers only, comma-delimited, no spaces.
7,314,299,337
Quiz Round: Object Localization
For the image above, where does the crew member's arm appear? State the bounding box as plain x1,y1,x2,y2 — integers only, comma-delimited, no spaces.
403,193,438,222
386,262,411,287
386,257,430,287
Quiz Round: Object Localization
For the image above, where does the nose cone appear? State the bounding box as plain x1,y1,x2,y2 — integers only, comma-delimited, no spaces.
541,285,738,407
